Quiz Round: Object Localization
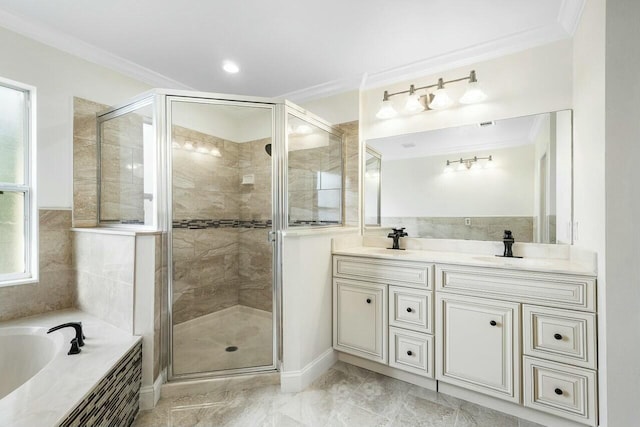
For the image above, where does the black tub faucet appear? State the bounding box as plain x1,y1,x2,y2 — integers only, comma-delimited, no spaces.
503,230,515,257
47,322,85,355
387,227,408,250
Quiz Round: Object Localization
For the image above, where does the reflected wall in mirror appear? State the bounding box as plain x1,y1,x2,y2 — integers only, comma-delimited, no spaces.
364,148,381,226
364,110,572,244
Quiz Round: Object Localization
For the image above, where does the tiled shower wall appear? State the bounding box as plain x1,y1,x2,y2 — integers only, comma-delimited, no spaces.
338,121,359,227
171,127,273,324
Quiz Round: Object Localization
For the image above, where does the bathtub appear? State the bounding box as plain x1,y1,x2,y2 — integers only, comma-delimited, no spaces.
0,309,141,427
0,326,64,400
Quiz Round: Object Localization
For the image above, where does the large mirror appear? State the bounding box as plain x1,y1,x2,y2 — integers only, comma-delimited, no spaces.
364,110,572,244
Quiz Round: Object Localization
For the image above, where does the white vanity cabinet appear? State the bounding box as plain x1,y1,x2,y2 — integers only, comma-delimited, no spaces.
436,293,521,403
332,251,598,427
436,264,598,426
332,255,435,377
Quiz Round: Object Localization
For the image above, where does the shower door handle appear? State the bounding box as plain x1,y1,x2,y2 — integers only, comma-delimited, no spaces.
267,231,277,243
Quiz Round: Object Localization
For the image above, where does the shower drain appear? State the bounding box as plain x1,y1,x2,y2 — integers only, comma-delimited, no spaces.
225,346,238,352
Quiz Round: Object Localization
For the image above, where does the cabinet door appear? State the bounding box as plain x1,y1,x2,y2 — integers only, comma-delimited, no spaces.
333,278,387,363
436,293,521,403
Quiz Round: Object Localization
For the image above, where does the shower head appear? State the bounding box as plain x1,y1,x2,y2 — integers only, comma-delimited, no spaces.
265,143,272,157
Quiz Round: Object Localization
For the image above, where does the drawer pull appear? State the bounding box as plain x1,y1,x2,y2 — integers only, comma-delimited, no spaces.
406,307,412,313
366,298,372,304
554,388,564,396
407,350,413,356
554,333,563,340
489,320,497,326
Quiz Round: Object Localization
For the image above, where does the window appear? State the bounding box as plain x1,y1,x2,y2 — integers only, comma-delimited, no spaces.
0,77,37,286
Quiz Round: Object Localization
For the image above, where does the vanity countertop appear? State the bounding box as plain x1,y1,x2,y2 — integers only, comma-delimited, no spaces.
333,245,596,276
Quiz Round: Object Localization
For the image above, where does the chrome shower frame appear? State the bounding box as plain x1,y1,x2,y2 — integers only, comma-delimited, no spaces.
96,88,344,383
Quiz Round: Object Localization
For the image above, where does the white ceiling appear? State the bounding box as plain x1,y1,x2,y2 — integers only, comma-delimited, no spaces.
368,113,546,160
0,0,584,101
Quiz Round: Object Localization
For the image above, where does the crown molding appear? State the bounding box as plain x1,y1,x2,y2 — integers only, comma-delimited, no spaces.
277,74,363,104
557,0,586,35
363,23,569,90
0,9,194,90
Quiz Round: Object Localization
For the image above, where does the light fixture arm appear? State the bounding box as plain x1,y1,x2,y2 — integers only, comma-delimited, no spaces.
382,70,478,101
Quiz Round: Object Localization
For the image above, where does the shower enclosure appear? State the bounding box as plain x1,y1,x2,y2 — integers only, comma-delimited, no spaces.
96,90,343,380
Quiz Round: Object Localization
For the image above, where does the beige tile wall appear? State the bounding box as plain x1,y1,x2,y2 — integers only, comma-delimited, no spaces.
0,210,75,322
73,98,108,227
366,216,535,242
337,121,360,227
73,231,135,332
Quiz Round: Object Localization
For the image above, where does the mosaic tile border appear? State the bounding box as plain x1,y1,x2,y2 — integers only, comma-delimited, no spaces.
61,342,142,427
172,219,273,229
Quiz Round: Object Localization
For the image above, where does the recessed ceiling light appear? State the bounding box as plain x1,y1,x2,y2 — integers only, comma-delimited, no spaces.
222,60,240,74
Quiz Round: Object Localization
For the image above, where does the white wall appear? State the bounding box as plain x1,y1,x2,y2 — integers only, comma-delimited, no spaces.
0,27,151,208
361,40,573,141
300,90,359,125
572,0,608,424
603,0,640,425
380,145,534,218
555,111,572,244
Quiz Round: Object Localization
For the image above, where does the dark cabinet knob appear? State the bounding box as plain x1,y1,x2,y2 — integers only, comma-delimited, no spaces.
554,388,563,396
489,320,497,326
366,298,372,304
554,333,563,340
407,350,413,356
406,307,412,313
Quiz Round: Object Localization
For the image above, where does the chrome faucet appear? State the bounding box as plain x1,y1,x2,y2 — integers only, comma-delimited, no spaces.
47,322,85,355
387,227,408,250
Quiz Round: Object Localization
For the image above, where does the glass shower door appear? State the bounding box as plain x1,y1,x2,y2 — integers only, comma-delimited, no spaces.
168,98,275,377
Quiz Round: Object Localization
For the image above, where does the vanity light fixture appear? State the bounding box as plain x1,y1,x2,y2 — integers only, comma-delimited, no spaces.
376,70,487,119
375,90,398,119
445,155,493,172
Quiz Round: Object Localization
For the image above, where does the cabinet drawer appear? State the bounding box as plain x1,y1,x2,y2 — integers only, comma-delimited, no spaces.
524,305,597,369
524,357,597,426
334,256,432,289
389,327,433,378
333,278,387,363
436,264,596,312
389,286,433,334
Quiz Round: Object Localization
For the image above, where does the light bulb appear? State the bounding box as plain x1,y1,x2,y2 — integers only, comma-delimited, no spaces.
444,163,453,173
376,99,397,119
172,140,181,149
183,142,194,151
429,88,453,110
196,145,209,154
404,93,424,113
457,161,466,171
210,147,221,157
460,81,488,104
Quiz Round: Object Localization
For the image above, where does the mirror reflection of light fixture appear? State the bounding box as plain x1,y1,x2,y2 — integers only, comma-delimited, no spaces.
376,70,487,119
445,155,493,172
183,141,194,150
376,90,398,119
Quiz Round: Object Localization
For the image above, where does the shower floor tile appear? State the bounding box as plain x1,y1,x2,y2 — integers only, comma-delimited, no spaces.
172,305,273,375
134,361,545,427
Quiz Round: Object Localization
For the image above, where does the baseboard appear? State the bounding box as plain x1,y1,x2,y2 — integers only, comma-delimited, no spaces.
139,373,163,410
338,352,437,390
280,348,338,393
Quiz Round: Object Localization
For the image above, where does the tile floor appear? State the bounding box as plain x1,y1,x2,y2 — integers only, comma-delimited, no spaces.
135,361,545,427
172,305,273,375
